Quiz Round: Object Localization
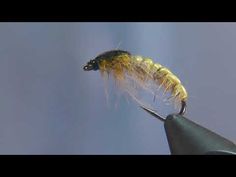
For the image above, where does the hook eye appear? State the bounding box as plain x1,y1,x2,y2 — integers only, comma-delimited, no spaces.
83,64,93,71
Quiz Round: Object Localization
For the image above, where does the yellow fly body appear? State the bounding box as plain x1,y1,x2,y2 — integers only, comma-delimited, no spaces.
83,50,188,115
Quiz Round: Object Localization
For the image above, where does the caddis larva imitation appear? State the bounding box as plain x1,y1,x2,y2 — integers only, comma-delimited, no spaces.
83,50,188,116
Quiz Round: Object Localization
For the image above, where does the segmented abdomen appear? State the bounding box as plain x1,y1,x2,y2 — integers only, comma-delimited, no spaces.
130,55,188,102
97,54,188,104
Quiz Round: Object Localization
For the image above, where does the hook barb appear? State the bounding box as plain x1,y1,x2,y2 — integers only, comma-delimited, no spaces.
140,105,165,122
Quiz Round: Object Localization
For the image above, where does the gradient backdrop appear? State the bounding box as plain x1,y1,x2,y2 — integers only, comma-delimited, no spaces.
0,22,235,154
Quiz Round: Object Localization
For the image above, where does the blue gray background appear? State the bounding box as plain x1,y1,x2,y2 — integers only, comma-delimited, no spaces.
0,22,235,154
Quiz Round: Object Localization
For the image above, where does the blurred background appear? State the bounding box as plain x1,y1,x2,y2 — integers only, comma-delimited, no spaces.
0,22,235,154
